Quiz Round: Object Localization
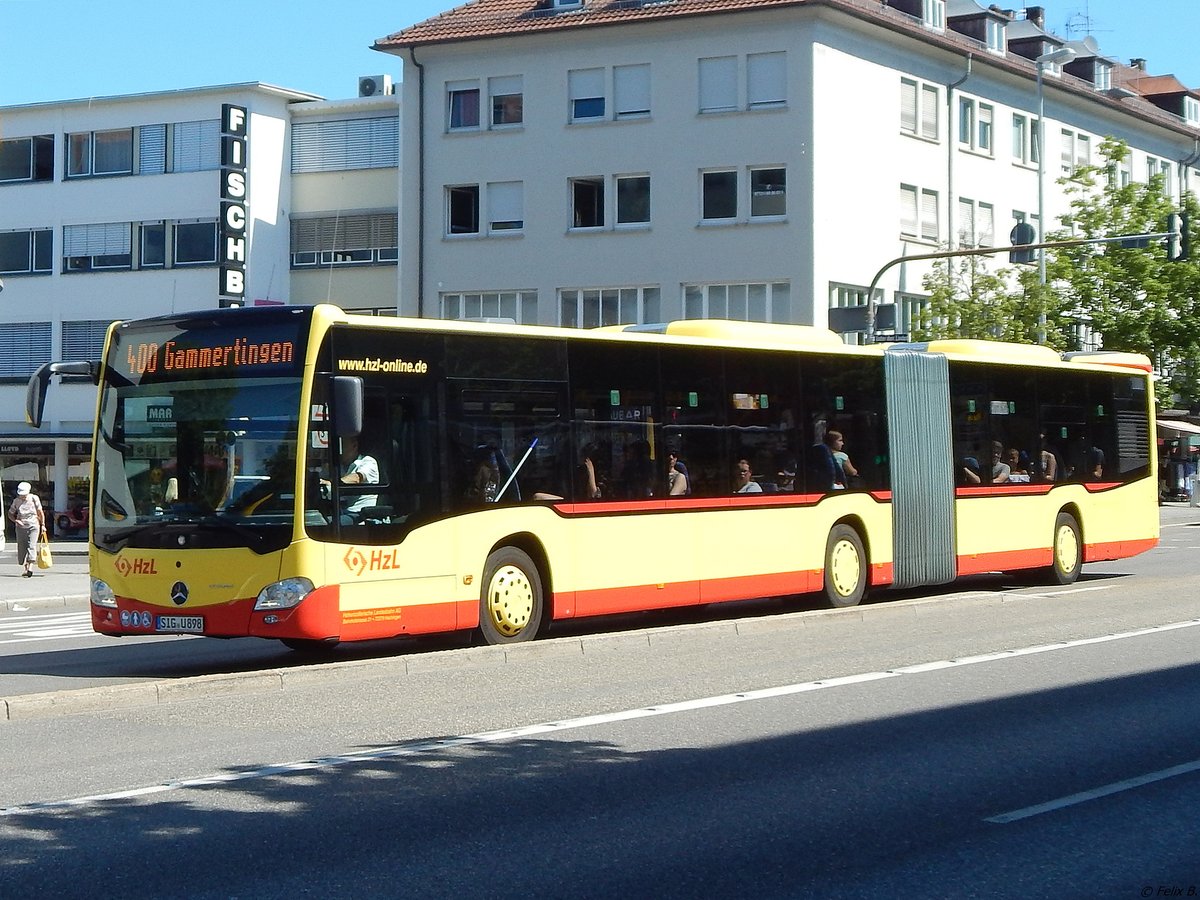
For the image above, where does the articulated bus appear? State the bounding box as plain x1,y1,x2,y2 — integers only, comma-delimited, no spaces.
27,304,1157,650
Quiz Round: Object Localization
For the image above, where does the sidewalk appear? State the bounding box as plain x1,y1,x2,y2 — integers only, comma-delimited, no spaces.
1,540,89,612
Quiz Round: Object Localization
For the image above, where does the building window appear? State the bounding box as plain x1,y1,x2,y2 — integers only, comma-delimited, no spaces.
1011,113,1040,166
291,213,399,267
441,290,538,323
0,135,54,184
828,284,879,345
560,286,660,328
985,18,1006,53
292,117,399,172
614,64,651,119
616,175,650,225
896,292,931,338
66,128,133,178
702,170,738,221
0,322,52,379
958,98,993,154
447,185,481,235
750,167,786,218
447,82,481,130
901,79,939,140
747,52,786,109
139,222,166,268
0,228,52,275
571,177,605,228
487,181,524,233
957,198,994,248
569,68,606,122
62,320,112,360
172,120,221,173
684,281,789,322
1012,209,1041,243
1186,97,1200,126
1093,62,1112,91
699,56,738,113
63,222,132,271
1061,129,1090,174
922,0,945,30
174,221,218,266
900,184,939,242
489,76,523,127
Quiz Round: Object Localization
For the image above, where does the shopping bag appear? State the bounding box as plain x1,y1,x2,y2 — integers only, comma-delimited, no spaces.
36,536,52,570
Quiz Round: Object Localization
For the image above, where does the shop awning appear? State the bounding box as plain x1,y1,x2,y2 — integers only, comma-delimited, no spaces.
1158,420,1200,436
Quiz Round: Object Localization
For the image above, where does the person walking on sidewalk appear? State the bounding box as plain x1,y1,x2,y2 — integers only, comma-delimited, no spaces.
8,481,45,578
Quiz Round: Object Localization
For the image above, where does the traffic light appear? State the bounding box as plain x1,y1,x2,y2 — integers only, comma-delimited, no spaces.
1009,222,1037,264
1167,212,1190,262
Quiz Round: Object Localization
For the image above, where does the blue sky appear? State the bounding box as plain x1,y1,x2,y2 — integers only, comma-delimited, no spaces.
0,0,1196,107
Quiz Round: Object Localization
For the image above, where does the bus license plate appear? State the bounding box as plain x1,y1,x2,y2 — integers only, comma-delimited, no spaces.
155,615,204,634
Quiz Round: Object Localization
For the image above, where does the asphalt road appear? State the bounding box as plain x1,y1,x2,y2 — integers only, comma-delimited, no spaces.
0,508,1198,897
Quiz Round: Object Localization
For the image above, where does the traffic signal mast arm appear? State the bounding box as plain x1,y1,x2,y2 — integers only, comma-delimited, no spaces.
865,227,1182,342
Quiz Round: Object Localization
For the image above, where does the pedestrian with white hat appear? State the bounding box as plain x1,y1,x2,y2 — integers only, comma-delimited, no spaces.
8,482,45,578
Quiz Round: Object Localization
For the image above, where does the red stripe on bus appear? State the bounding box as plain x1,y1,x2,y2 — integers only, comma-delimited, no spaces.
551,491,890,516
956,547,1052,575
1085,537,1158,561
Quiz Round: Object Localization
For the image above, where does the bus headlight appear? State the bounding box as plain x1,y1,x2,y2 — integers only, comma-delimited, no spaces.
91,579,118,608
254,577,315,611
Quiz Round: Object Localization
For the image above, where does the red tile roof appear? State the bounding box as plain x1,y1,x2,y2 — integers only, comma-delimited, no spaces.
374,0,810,49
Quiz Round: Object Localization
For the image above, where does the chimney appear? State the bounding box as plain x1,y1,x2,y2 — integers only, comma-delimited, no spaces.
1130,58,1146,71
1026,5,1045,28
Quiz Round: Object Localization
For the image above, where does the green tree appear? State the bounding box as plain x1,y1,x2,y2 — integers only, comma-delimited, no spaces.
1047,138,1200,408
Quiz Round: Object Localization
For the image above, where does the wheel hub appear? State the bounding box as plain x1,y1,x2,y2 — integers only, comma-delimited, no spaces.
487,564,535,637
1055,524,1079,574
829,539,861,597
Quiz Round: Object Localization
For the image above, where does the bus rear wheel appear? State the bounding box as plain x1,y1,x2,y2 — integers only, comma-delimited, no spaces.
823,524,867,608
478,547,544,645
1047,512,1082,585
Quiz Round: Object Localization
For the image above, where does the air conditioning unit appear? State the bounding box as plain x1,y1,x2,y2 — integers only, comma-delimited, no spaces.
358,74,394,97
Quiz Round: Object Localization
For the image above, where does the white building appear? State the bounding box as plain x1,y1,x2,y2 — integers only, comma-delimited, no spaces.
375,0,1200,339
0,81,401,525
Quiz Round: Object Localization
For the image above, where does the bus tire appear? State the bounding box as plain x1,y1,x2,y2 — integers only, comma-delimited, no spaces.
478,547,544,645
1047,511,1082,585
823,524,867,608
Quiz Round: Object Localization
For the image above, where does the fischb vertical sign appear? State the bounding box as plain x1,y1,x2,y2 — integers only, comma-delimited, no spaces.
219,104,248,306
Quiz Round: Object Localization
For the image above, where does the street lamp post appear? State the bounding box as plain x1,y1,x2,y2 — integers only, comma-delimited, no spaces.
1036,46,1077,286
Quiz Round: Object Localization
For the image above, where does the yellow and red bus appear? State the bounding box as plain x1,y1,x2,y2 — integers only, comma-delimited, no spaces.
27,304,1157,650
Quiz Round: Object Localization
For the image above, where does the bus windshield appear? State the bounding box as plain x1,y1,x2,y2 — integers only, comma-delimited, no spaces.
94,376,302,552
92,311,310,553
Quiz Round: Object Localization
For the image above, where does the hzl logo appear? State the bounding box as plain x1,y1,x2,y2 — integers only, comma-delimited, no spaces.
115,556,158,577
343,547,400,577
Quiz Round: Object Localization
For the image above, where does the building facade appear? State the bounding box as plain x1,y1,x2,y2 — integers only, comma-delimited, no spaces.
0,82,401,526
376,0,1200,340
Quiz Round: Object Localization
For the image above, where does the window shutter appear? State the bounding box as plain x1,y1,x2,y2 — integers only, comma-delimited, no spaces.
63,222,131,256
62,320,111,359
699,57,737,112
920,85,938,139
139,124,167,175
0,322,52,378
900,185,918,236
488,181,524,229
569,68,604,102
614,64,651,117
900,80,917,134
921,189,939,241
747,52,786,108
173,119,220,172
291,117,398,173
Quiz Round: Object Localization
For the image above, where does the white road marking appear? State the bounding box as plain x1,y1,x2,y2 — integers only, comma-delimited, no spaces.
3,616,1199,818
0,612,93,643
986,759,1200,824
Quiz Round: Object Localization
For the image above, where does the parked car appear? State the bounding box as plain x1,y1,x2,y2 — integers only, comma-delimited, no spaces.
55,504,89,534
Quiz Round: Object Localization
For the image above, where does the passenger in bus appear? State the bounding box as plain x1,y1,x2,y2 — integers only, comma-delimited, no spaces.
826,431,857,488
620,440,656,498
467,445,501,504
959,457,982,485
1036,436,1059,482
578,444,604,500
734,459,762,493
775,458,797,492
990,441,1011,483
1005,448,1031,483
667,450,690,496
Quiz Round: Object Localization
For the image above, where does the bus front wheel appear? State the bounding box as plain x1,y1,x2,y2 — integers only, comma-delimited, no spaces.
478,547,544,645
823,524,867,608
1047,512,1082,585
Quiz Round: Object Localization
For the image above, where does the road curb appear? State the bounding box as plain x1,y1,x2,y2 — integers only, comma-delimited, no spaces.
2,595,88,612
